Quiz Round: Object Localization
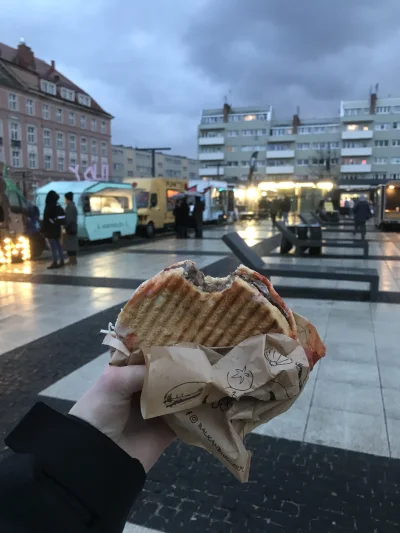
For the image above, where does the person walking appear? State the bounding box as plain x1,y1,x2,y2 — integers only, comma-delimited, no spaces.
64,192,79,265
42,190,65,269
353,194,371,239
280,196,291,224
193,196,205,238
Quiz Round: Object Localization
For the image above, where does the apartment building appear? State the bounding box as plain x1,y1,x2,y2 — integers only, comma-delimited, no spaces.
198,95,400,186
111,145,199,182
0,40,112,198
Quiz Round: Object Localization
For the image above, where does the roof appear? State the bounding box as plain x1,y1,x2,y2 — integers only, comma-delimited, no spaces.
0,42,112,117
35,181,133,195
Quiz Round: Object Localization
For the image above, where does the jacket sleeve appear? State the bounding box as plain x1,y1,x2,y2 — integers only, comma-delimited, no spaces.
0,403,146,533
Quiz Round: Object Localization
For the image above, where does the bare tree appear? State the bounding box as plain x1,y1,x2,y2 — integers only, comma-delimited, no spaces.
308,148,340,184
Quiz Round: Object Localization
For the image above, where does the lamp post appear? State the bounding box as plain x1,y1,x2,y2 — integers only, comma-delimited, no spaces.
136,147,171,177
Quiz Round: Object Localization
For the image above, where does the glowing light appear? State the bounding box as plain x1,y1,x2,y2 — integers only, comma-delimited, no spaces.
317,182,334,191
0,235,31,265
234,189,246,200
389,185,395,190
276,181,295,189
261,191,267,197
246,187,258,200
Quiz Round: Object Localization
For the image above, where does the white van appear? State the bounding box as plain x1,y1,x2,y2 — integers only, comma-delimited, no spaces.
188,180,235,223
35,181,137,242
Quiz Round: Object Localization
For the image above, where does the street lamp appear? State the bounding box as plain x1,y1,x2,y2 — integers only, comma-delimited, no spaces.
135,147,171,177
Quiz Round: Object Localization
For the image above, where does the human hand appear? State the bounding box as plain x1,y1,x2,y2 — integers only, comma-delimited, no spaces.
69,364,175,471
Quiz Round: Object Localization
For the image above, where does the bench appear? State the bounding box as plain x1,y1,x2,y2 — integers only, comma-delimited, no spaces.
275,221,369,258
222,231,379,301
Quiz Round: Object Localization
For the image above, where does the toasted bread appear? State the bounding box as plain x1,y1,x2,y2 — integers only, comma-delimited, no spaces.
117,261,296,349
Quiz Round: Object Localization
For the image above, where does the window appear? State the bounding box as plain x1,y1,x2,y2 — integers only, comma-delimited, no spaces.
81,157,88,173
25,98,34,115
127,157,133,163
296,159,309,166
91,119,97,132
374,140,389,147
342,158,368,165
27,125,36,144
374,157,388,164
127,170,134,177
296,143,310,150
227,130,238,137
44,154,52,170
391,157,400,165
12,150,20,167
28,152,37,169
394,122,399,130
10,122,19,141
40,79,56,95
56,108,63,123
374,123,389,131
69,134,76,152
330,142,340,149
344,108,366,116
376,106,391,114
70,156,77,167
60,87,75,101
80,115,87,128
227,161,239,167
390,173,400,179
393,106,400,114
43,129,51,147
57,132,64,149
243,115,256,121
243,129,256,136
312,142,327,149
91,140,97,155
80,137,87,153
271,127,292,136
58,156,65,171
68,112,75,126
227,146,238,152
78,94,91,107
101,141,107,156
298,125,331,134
8,93,18,111
374,173,387,180
100,121,106,134
42,104,50,120
392,140,400,146
203,115,224,124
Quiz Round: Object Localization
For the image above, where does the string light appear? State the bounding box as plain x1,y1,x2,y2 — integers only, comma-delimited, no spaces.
0,236,31,264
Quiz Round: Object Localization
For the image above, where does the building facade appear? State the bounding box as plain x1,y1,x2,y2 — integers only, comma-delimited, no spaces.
111,145,199,182
0,40,113,199
198,96,400,186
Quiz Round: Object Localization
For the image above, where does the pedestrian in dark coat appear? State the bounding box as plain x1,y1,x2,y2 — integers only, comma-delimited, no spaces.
193,197,205,238
180,197,190,238
42,190,65,269
270,198,279,224
280,196,291,224
353,195,371,239
64,192,79,265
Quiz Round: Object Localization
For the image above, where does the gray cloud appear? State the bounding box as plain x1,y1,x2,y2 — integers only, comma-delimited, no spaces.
2,0,400,157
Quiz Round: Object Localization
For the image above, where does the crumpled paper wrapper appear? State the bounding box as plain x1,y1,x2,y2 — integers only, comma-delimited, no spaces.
103,312,324,482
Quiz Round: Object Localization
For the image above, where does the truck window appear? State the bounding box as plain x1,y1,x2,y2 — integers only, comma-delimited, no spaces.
150,193,158,207
167,189,179,211
135,191,149,209
89,195,128,214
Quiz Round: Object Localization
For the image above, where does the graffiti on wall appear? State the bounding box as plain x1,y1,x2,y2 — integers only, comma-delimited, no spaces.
69,164,109,182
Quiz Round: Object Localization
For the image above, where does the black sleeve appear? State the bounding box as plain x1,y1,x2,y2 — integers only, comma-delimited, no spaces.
0,403,146,533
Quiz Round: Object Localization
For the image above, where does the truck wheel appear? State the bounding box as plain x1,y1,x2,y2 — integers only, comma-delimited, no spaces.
145,222,155,238
111,232,120,243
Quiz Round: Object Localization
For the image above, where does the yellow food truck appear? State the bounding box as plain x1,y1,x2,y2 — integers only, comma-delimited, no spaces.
123,178,187,237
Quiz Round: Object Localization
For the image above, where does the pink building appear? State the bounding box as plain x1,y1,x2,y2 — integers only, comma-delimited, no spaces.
0,40,113,200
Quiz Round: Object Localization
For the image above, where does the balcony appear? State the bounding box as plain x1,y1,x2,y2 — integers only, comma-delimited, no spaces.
340,164,372,173
266,165,294,175
341,147,372,157
266,150,295,159
198,152,224,161
199,167,224,177
199,136,224,146
342,130,373,140
341,114,374,123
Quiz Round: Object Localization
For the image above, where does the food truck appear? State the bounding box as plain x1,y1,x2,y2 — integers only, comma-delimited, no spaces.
124,177,187,237
374,182,400,229
0,177,36,263
35,181,137,242
188,180,235,223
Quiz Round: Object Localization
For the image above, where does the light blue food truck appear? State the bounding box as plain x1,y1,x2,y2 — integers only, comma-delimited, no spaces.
35,181,137,242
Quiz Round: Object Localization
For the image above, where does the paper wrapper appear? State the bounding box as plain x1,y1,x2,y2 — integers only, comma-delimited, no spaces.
104,312,324,482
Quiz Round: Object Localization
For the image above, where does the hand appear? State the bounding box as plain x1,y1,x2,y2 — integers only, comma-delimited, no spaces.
69,364,175,472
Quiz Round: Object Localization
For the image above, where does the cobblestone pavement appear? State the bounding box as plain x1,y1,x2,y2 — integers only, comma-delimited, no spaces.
1,221,400,532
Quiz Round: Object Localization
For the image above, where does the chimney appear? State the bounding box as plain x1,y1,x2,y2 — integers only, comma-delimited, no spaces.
223,103,231,123
292,113,301,133
370,92,377,114
51,60,55,70
15,41,35,69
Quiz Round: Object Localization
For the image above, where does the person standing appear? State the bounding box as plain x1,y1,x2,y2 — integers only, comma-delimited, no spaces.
180,197,190,238
353,194,371,239
280,196,291,224
173,199,183,238
42,190,65,269
64,192,78,265
193,196,204,238
270,197,279,224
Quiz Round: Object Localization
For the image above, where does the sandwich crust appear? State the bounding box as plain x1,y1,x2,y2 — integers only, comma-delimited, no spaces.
118,261,296,349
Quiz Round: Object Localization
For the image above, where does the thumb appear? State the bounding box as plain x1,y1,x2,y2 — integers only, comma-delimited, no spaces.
102,365,146,398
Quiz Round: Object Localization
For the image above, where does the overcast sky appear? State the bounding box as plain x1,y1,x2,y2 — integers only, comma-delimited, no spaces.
3,0,400,157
